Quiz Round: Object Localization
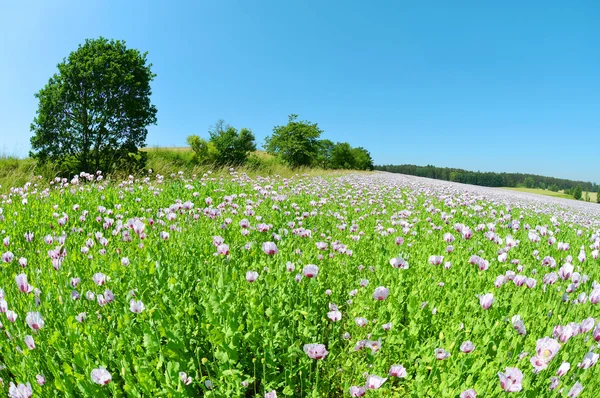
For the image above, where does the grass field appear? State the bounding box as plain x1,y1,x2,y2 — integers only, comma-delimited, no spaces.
501,187,598,203
1,171,598,396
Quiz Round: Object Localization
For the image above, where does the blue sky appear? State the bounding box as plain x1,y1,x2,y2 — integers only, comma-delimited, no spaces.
1,0,599,182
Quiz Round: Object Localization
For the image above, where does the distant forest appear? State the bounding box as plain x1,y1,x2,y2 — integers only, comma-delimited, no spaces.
376,164,599,193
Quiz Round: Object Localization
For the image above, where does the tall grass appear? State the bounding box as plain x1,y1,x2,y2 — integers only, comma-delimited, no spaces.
0,149,357,192
0,153,56,190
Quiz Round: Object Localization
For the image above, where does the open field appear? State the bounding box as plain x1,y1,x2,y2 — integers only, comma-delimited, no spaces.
501,187,573,200
501,187,598,203
0,171,599,396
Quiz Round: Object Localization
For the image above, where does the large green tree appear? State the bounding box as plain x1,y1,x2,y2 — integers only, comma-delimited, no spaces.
30,37,157,173
264,114,323,168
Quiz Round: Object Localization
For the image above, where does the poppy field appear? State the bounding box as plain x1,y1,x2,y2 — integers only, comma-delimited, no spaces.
0,170,599,397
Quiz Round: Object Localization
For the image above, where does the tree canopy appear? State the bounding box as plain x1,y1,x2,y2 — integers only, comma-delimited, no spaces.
30,37,157,173
187,120,256,166
264,114,323,168
377,164,598,193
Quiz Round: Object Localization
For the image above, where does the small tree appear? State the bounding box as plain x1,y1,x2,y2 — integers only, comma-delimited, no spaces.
573,186,582,200
187,120,256,166
186,135,218,165
264,114,323,168
30,37,157,173
208,120,256,166
585,191,590,202
597,187,600,203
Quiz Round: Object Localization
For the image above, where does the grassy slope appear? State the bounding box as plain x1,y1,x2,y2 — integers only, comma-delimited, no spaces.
501,187,598,202
0,149,349,192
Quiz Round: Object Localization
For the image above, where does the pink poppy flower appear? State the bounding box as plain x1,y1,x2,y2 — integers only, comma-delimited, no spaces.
92,273,107,286
303,264,319,278
286,262,295,272
498,367,523,392
217,243,229,255
15,274,33,294
593,324,600,342
435,348,451,360
129,299,145,313
8,382,32,398
264,391,277,398
36,374,46,386
1,251,14,263
429,255,444,265
179,372,192,385
556,362,570,376
24,335,35,350
578,352,599,369
460,341,475,353
479,293,494,310
365,375,387,390
460,389,477,398
388,364,407,378
349,386,366,397
355,317,368,327
26,312,44,330
372,286,389,301
246,271,259,283
535,337,560,362
303,343,328,360
327,310,341,322
568,382,583,397
558,264,574,280
262,242,278,255
91,367,111,385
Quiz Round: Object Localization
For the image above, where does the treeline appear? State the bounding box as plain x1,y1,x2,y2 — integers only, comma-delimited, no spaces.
376,164,598,192
28,38,373,176
187,115,374,170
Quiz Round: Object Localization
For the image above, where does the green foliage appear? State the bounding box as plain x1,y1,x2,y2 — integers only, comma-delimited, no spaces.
186,120,256,167
548,184,559,192
186,136,218,165
573,185,582,200
264,114,323,168
524,177,535,188
597,187,600,203
30,37,157,174
585,190,590,202
351,147,374,170
208,120,256,166
315,139,335,169
330,142,355,169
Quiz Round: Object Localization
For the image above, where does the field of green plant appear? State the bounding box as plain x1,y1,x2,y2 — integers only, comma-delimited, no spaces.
0,171,599,397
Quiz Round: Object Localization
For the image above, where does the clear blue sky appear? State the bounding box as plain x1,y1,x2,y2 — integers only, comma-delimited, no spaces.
1,0,599,183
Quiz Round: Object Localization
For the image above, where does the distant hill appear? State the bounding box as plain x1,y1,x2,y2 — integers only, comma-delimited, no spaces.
376,164,598,193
